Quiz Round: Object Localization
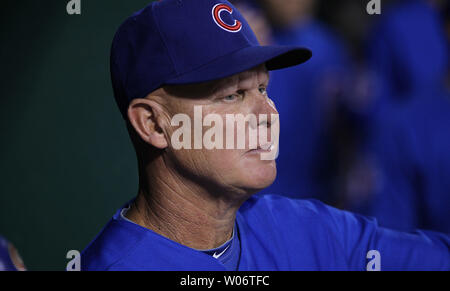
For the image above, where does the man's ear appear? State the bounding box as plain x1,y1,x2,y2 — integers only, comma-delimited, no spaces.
127,98,169,149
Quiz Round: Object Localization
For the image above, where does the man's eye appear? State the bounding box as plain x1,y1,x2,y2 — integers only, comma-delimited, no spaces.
223,94,240,102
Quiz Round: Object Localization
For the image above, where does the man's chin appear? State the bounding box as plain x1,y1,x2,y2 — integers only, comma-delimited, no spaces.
238,165,277,193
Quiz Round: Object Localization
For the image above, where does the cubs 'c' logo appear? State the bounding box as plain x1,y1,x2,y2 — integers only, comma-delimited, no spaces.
212,3,242,33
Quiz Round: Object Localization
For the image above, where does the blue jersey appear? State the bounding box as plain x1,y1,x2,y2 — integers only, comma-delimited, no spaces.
81,195,450,271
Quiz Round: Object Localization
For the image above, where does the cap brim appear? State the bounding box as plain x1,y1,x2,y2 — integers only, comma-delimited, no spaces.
165,45,312,85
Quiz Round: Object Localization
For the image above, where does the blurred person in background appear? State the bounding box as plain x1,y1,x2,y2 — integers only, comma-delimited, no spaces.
443,0,450,91
0,235,26,271
234,0,353,202
361,0,450,233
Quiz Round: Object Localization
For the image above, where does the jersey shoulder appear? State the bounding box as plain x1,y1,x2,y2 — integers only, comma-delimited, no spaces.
236,194,377,270
239,194,370,226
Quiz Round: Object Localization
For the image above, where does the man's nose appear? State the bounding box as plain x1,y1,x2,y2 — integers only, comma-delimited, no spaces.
253,93,278,128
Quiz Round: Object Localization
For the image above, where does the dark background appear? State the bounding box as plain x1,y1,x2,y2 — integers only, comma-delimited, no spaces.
0,0,153,270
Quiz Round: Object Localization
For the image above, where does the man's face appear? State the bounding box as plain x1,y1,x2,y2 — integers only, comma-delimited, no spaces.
162,65,278,196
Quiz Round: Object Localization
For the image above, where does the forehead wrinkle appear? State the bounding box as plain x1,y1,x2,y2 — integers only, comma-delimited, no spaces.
237,67,269,91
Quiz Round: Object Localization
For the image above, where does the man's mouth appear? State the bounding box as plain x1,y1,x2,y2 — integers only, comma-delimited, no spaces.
247,143,275,154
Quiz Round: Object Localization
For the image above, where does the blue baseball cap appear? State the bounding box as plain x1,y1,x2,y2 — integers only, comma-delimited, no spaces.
111,0,312,119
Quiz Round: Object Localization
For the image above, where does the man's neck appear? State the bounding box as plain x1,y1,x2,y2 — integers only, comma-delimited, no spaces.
125,162,248,250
